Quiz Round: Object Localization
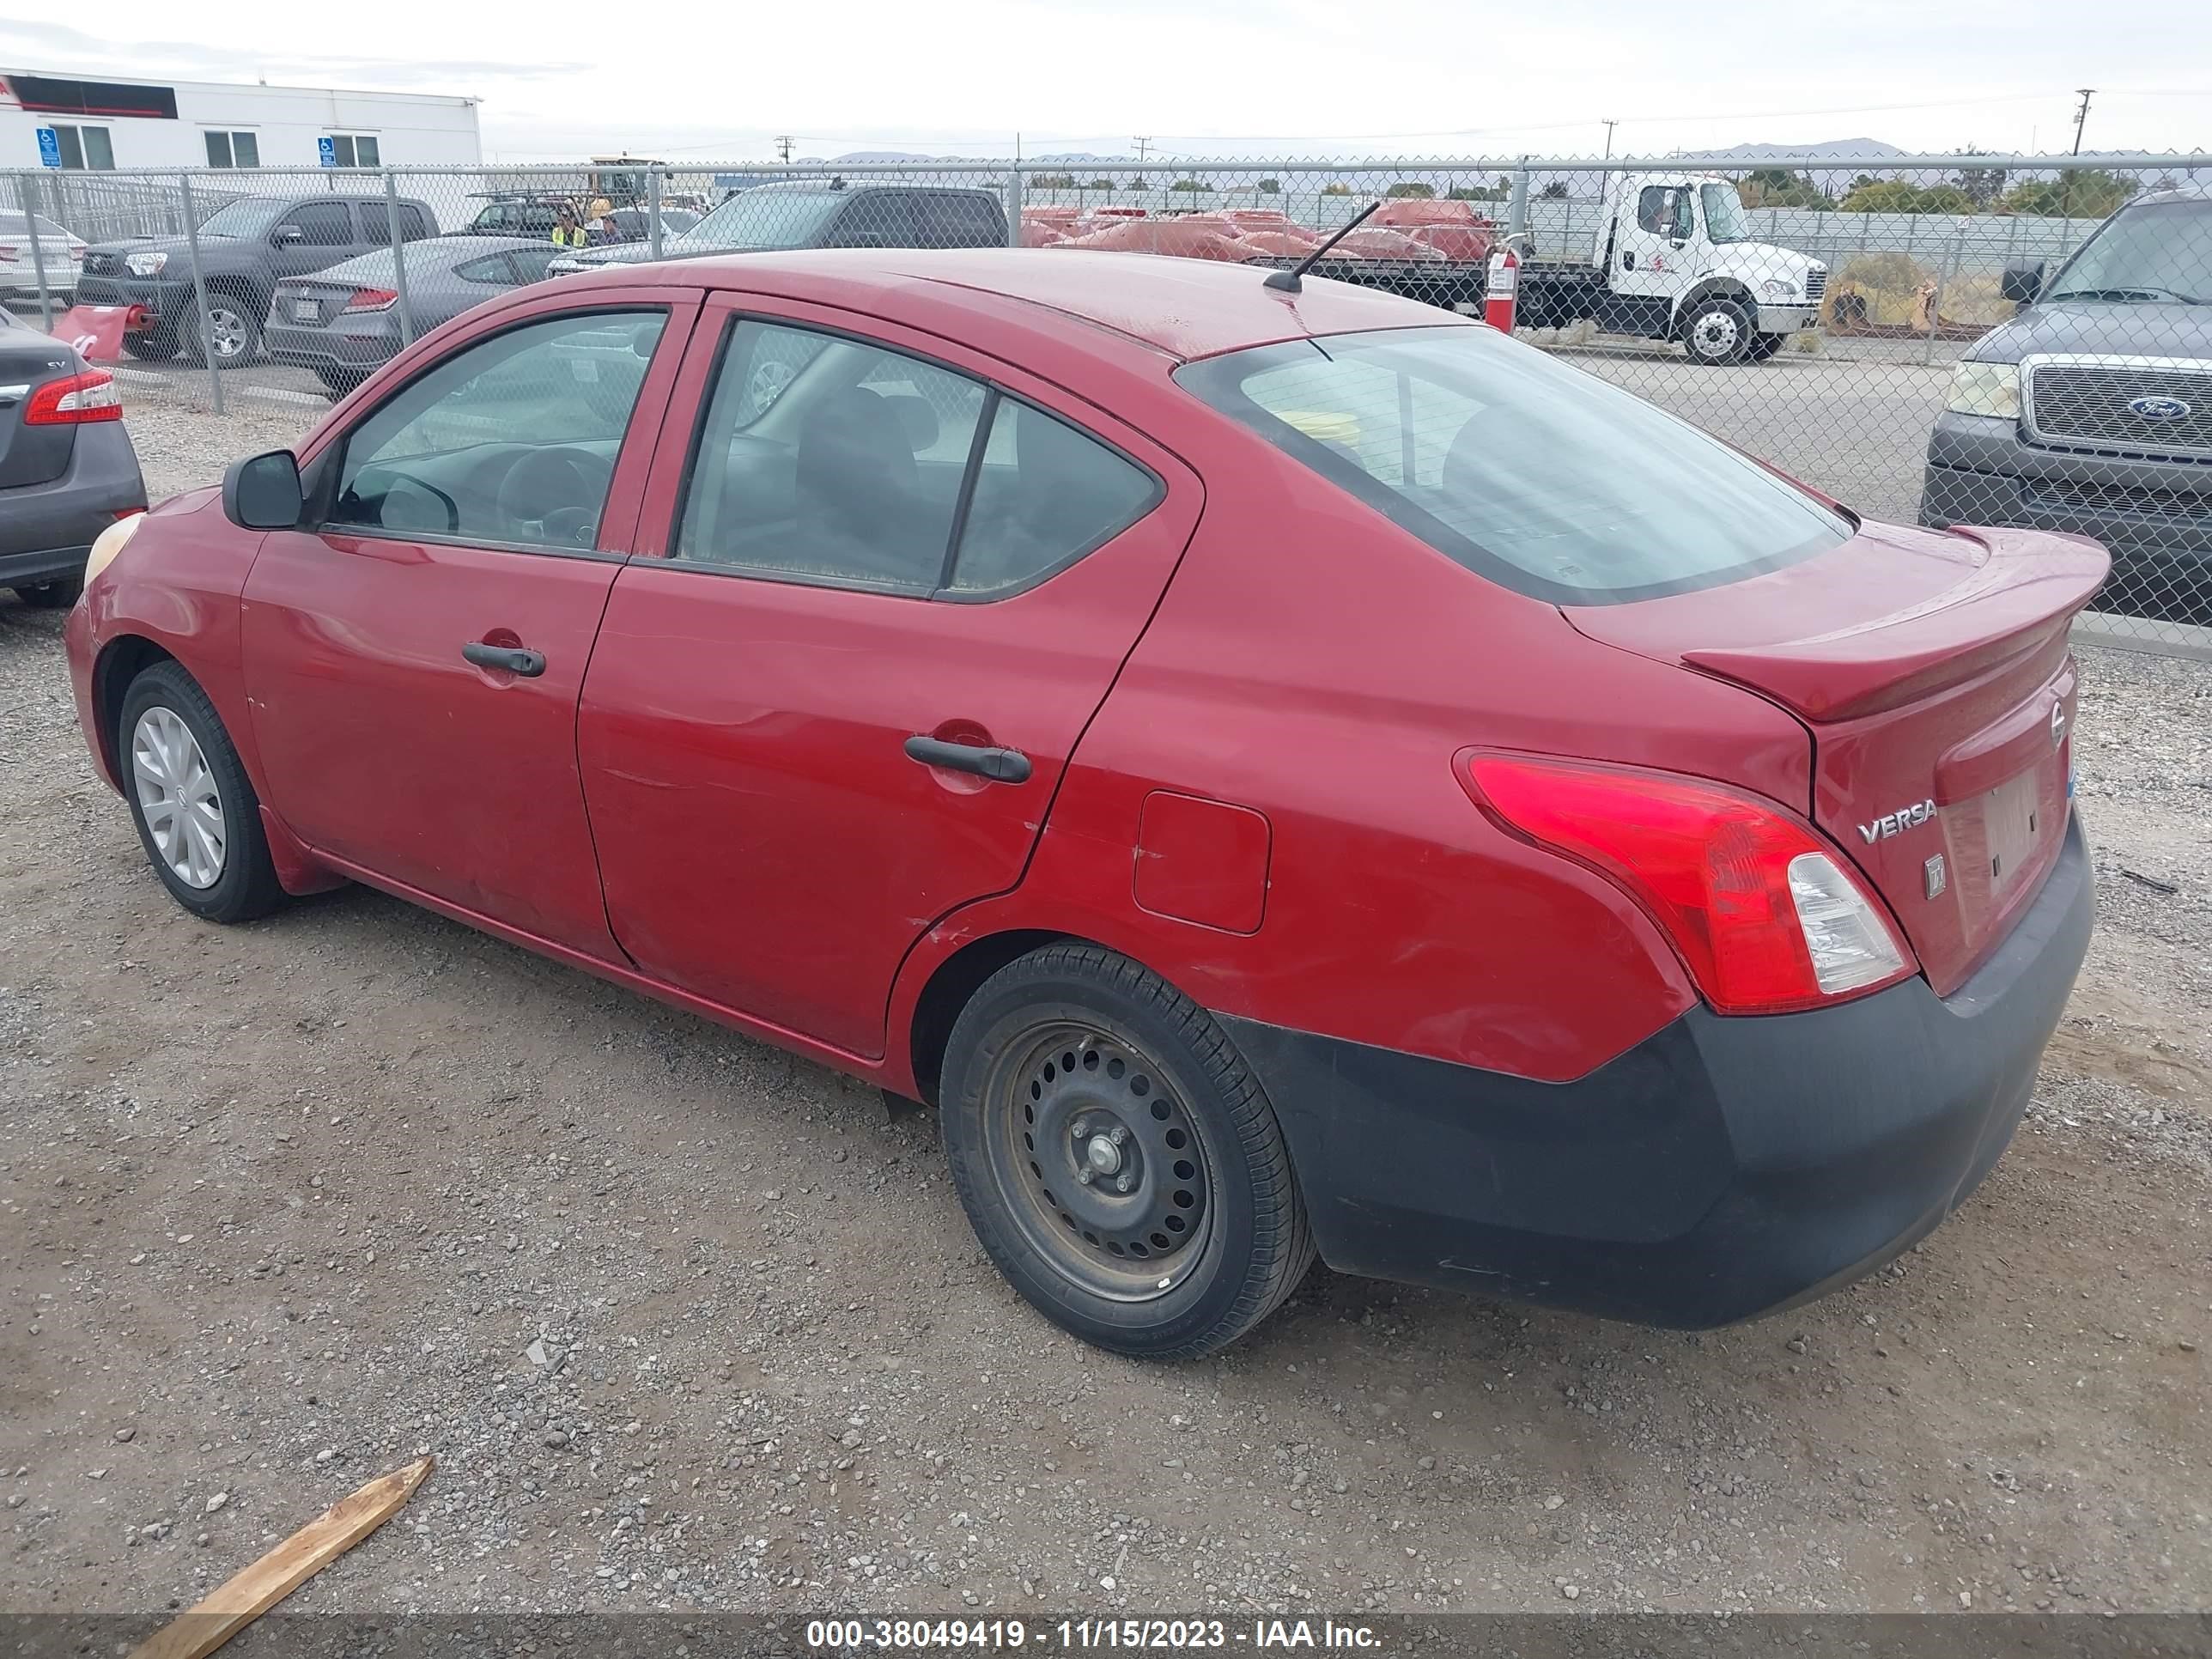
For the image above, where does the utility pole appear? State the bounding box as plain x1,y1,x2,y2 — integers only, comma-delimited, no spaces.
2061,88,2094,222
775,135,794,165
2069,88,2094,155
1601,119,1617,161
1133,136,1152,165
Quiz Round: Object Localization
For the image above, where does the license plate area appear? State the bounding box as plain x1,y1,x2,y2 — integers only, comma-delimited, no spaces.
291,298,319,322
1982,769,2045,896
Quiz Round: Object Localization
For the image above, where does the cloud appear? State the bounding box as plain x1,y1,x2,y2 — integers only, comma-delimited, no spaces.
0,18,583,89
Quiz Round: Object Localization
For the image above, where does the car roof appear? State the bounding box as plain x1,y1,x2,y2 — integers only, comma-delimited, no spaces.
2137,180,2212,207
626,246,1467,362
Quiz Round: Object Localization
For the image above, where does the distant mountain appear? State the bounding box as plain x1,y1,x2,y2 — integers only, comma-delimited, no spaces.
1678,137,1911,164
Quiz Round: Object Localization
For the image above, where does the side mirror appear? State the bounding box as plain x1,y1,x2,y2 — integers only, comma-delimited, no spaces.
222,450,303,531
273,225,303,246
2001,259,2046,304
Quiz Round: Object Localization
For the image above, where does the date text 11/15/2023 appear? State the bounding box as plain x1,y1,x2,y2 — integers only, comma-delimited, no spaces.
805,1619,1384,1650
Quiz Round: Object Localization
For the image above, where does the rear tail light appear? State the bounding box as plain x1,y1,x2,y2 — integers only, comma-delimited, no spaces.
23,368,122,425
341,287,398,313
1464,755,1912,1015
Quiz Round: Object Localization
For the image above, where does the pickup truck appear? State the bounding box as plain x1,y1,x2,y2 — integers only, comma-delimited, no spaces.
1919,180,2212,623
76,191,438,366
1286,173,1827,364
548,179,1009,276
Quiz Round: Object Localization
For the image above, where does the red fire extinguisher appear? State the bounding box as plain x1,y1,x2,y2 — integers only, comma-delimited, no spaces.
1483,242,1520,333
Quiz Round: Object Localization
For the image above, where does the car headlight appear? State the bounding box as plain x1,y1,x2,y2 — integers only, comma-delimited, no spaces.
83,511,145,586
124,250,168,276
1760,276,1798,300
1945,360,2021,420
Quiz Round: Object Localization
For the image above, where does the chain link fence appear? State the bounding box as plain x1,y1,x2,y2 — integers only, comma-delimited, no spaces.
5,149,2209,647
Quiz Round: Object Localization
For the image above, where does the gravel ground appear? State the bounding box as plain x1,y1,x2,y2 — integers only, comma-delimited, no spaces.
0,402,2207,1622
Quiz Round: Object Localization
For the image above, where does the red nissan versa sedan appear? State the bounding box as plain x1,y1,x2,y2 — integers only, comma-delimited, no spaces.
65,250,2102,1358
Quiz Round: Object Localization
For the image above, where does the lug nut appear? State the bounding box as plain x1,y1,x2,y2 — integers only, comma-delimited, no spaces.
1115,1173,1134,1194
1077,1168,1094,1185
1072,1118,1091,1139
1110,1126,1130,1146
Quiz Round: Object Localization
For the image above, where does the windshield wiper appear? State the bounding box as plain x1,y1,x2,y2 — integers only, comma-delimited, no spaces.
2045,285,2205,304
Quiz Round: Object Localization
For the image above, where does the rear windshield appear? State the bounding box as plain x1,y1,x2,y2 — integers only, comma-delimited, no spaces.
1175,325,1849,605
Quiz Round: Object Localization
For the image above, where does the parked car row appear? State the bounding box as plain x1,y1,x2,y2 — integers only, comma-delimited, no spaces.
0,306,147,607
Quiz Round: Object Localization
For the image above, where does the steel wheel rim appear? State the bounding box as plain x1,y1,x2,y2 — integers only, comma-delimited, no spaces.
981,1020,1217,1303
1692,309,1739,356
131,706,226,889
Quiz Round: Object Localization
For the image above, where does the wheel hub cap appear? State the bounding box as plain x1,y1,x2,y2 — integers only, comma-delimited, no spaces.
131,706,226,890
1085,1133,1123,1176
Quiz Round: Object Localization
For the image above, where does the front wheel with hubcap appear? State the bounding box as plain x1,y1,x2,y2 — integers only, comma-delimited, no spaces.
117,660,284,923
1680,295,1755,364
940,944,1315,1358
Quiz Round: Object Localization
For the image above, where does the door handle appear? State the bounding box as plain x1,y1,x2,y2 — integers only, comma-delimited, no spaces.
1622,252,1636,270
904,734,1031,784
462,641,547,677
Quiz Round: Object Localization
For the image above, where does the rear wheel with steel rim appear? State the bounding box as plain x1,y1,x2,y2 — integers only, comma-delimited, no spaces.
941,944,1315,1358
117,660,284,923
183,291,260,367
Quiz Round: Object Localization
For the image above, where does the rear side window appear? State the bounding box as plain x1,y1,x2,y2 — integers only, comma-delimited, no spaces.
953,400,1158,594
287,202,353,247
1175,327,1848,605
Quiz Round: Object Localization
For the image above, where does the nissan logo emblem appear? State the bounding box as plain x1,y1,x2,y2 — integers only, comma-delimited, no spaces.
2051,700,2068,748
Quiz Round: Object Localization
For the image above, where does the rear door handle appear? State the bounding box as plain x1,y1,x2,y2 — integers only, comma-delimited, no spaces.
904,735,1031,784
462,641,547,678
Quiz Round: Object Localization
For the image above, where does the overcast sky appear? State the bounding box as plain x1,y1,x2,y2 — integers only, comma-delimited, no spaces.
4,0,2208,163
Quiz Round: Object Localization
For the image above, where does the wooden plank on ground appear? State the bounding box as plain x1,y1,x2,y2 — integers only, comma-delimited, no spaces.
126,1455,434,1659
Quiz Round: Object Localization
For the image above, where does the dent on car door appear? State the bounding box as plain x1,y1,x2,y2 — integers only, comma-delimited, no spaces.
578,306,1200,1058
239,301,696,954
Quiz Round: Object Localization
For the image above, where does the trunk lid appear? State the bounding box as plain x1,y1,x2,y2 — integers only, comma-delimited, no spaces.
0,331,81,489
1563,520,2107,995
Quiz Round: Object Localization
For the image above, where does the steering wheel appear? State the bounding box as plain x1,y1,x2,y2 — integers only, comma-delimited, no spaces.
495,447,614,548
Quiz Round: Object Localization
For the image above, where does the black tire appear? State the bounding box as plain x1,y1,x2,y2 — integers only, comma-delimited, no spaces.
121,328,181,362
11,575,81,608
180,289,262,368
115,660,284,924
314,365,368,398
940,944,1316,1358
1680,295,1756,364
1746,331,1787,362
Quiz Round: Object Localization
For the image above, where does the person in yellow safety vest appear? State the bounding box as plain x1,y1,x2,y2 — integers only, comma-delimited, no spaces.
551,204,590,248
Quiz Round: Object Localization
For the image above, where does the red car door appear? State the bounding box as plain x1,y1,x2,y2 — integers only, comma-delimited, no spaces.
579,297,1200,1057
240,296,696,957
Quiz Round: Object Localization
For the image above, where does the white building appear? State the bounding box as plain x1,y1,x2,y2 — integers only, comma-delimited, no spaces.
0,69,481,173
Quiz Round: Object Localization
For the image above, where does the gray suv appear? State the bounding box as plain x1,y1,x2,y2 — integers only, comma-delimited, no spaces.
548,179,1008,276
77,192,438,367
1919,183,2212,623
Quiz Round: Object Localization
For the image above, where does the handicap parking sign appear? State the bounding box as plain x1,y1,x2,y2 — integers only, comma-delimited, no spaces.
36,126,61,167
317,136,337,168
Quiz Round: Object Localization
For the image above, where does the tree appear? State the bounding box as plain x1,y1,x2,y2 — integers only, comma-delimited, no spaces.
1386,180,1435,198
1951,149,2008,209
1124,177,1149,191
1447,183,1504,201
1169,178,1212,193
1086,178,1115,191
1321,181,1352,196
1538,180,1568,198
1838,179,1975,214
1737,167,1832,209
2002,169,2140,219
1256,178,1280,194
1030,173,1078,189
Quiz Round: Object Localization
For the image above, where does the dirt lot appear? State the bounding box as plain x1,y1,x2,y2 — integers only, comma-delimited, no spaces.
2,398,2208,1621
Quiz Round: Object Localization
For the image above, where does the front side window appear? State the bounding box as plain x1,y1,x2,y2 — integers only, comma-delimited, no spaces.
204,131,259,168
676,318,1159,597
329,311,666,550
1636,185,1691,238
1176,326,1848,605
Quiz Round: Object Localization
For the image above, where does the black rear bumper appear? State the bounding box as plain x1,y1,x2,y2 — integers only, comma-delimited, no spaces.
1225,811,2094,1328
